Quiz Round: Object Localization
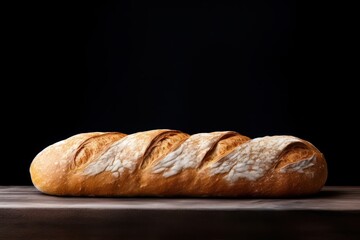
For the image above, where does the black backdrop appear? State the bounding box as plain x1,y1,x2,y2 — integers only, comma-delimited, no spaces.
2,1,358,186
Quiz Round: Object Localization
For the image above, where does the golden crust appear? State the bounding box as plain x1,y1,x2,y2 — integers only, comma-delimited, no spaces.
30,132,126,195
30,130,328,197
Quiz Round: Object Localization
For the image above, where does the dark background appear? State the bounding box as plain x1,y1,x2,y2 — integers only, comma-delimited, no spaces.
2,1,358,186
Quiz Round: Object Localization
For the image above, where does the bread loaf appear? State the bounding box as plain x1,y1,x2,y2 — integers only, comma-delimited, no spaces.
29,129,327,197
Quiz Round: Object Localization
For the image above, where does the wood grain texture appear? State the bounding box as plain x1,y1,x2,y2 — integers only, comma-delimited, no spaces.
1,186,360,240
0,186,359,210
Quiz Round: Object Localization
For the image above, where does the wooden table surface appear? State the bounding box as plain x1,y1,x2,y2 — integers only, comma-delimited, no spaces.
1,186,360,240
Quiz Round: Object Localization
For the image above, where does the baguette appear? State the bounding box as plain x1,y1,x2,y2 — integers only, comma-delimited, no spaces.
29,129,327,197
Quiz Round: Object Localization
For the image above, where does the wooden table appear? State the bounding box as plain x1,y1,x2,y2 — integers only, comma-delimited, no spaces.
1,186,359,240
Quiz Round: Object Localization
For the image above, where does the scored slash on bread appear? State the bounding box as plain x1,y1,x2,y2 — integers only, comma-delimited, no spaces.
30,129,327,197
